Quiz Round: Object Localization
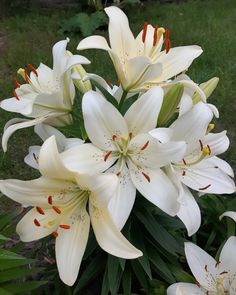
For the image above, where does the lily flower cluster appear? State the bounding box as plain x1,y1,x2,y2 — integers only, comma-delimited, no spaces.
0,5,235,291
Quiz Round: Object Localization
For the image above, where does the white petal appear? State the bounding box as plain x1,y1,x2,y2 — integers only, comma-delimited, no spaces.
177,185,201,236
82,90,128,150
77,35,111,51
0,177,75,207
107,164,136,230
207,156,234,177
56,208,90,286
65,54,90,72
52,39,70,76
0,96,35,116
230,277,236,294
207,103,219,118
200,131,229,156
178,93,193,117
156,45,203,82
219,236,236,282
16,208,58,242
129,133,186,168
129,163,180,216
105,6,136,59
39,136,74,180
220,211,236,222
179,159,235,194
90,203,142,259
167,283,206,295
149,127,173,143
184,242,217,291
170,102,213,153
24,145,40,169
2,117,47,152
124,86,163,136
76,173,119,208
61,143,115,173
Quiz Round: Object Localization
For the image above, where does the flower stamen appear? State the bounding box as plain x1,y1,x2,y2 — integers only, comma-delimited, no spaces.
52,231,58,238
28,64,38,77
13,90,20,101
142,22,148,43
140,140,149,151
104,151,112,162
36,206,45,215
52,206,61,214
48,196,53,205
199,184,211,191
59,224,71,230
142,172,151,182
34,218,41,227
153,26,158,47
13,78,20,88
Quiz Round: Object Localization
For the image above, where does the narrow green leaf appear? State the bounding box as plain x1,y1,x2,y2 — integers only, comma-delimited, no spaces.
2,281,47,294
0,267,44,283
108,255,120,293
0,287,12,295
131,260,149,294
122,266,131,295
101,268,109,295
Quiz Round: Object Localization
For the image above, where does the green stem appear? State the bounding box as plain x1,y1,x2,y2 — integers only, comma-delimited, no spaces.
118,90,128,111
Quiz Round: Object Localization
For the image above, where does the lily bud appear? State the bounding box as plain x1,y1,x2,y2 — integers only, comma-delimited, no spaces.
158,83,184,126
72,64,92,94
192,77,219,104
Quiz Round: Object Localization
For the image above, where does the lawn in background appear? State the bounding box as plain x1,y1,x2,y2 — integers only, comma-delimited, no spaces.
0,0,235,204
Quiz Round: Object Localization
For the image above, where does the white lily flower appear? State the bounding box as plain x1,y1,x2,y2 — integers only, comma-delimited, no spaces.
77,6,202,92
1,39,90,152
167,237,236,294
0,136,142,286
150,102,235,235
24,123,84,169
61,87,186,229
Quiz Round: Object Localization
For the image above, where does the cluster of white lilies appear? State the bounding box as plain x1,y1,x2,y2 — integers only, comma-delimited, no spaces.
0,6,235,293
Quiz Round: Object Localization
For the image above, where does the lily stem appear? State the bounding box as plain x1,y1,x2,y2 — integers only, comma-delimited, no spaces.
118,90,128,111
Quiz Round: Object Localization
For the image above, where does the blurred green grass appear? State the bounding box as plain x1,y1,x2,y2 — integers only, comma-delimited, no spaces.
0,0,235,183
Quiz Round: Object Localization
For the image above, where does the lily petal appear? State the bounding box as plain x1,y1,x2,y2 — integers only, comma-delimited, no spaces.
107,164,136,230
24,145,40,169
200,131,229,156
77,35,111,51
2,116,47,152
56,207,90,286
167,283,206,295
82,90,128,150
124,86,163,135
219,236,236,283
90,203,142,259
61,143,116,174
156,45,203,82
220,211,236,222
184,242,217,291
128,162,180,216
16,208,58,242
39,136,74,180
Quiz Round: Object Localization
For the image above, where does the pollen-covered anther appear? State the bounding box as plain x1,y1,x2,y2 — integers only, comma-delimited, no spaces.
199,184,211,191
219,271,228,275
59,224,71,230
48,196,53,205
28,64,38,77
182,158,187,165
116,172,121,176
52,231,59,238
215,261,220,268
202,145,211,155
140,141,149,151
142,22,148,43
153,26,158,47
205,265,208,272
52,206,61,214
13,78,20,88
164,29,171,54
36,206,45,215
34,218,41,227
182,170,186,176
104,151,112,162
129,132,133,140
112,135,117,141
13,90,20,101
142,172,151,183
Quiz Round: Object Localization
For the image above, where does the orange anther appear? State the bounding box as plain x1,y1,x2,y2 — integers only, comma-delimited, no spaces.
182,159,187,165
52,231,59,238
52,206,61,214
165,39,171,54
104,151,112,162
34,218,41,227
112,135,117,141
48,196,53,205
142,22,148,43
24,70,29,83
153,26,158,47
28,64,38,77
13,90,20,101
140,141,149,151
199,184,211,191
59,225,71,230
13,78,20,88
142,172,151,183
36,206,45,215
182,171,186,176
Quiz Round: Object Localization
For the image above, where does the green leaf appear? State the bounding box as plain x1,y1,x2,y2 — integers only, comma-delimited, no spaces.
73,252,106,294
2,281,47,294
192,77,219,103
0,234,7,240
122,265,131,295
0,267,44,283
135,209,183,256
0,287,12,295
157,83,184,127
101,268,109,295
131,260,149,294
